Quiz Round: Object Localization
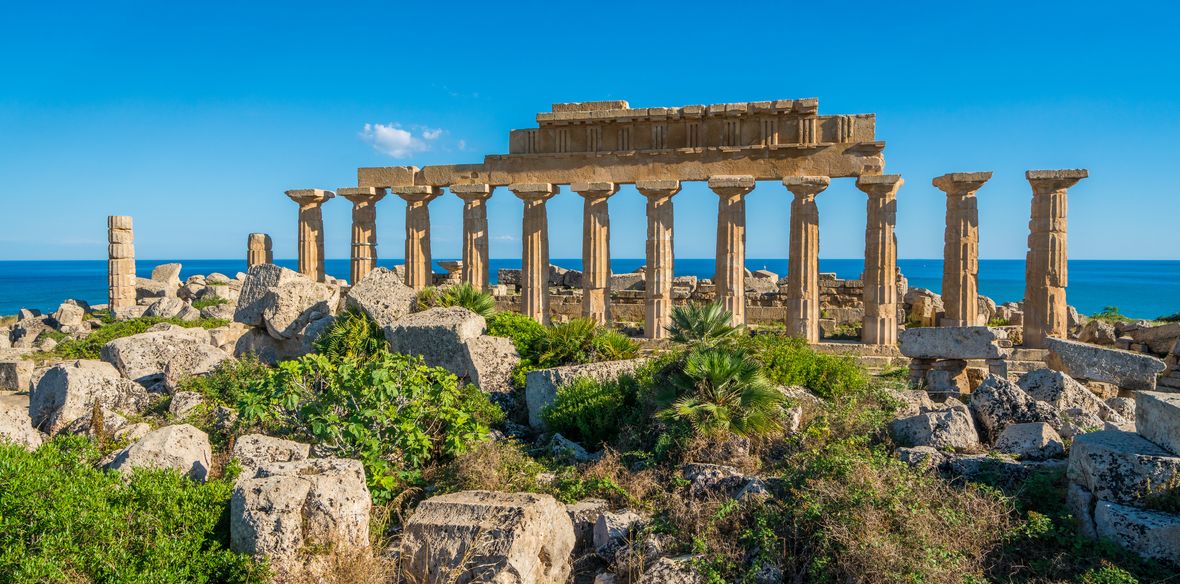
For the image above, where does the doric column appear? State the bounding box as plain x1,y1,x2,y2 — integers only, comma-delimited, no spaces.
510,183,559,324
708,175,755,326
451,184,494,291
857,175,903,345
285,189,334,282
1023,169,1087,348
933,172,991,327
338,186,387,285
246,233,272,268
637,180,681,339
107,215,136,317
392,186,442,290
572,182,618,324
783,176,829,343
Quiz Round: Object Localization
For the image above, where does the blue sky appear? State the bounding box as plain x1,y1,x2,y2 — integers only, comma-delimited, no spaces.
1,1,1177,262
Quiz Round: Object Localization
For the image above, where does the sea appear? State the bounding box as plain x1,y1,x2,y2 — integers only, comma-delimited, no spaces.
1,259,1178,321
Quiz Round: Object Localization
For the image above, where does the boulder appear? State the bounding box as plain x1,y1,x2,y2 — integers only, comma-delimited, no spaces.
594,509,646,551
968,375,1060,442
526,358,647,428
231,458,370,575
60,406,127,439
208,323,251,354
0,360,33,391
1135,391,1180,456
232,433,311,477
0,393,42,450
566,498,609,553
1078,320,1117,345
207,272,232,285
1018,368,1123,423
30,360,152,433
51,302,85,329
234,264,339,341
143,297,200,321
994,422,1065,460
898,326,1008,360
387,307,521,396
904,288,944,328
1067,430,1180,506
1044,337,1166,391
498,268,521,286
344,267,416,330
638,556,704,584
233,317,332,364
888,405,980,451
1093,501,1180,564
114,422,151,443
136,277,172,301
895,446,948,472
400,490,574,584
100,324,227,386
609,272,645,291
681,463,748,498
150,263,183,288
168,391,204,418
105,424,212,481
1125,322,1180,355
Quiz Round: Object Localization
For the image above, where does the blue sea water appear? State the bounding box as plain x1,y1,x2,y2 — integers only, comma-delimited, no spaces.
1,259,1177,320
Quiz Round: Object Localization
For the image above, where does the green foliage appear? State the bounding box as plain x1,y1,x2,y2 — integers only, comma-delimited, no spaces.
191,296,229,310
825,321,862,340
0,436,264,583
38,329,70,343
487,312,639,390
312,307,387,361
1091,305,1133,324
658,349,786,437
177,355,271,407
486,311,548,357
743,333,869,400
543,376,631,446
235,351,495,503
667,302,743,349
435,284,496,317
48,316,228,360
431,439,550,495
987,317,1011,327
1156,311,1180,322
413,286,439,312
592,328,640,361
537,318,599,364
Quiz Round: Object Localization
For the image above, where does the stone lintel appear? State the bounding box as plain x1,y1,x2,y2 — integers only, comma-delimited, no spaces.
570,182,618,198
783,175,831,196
1027,169,1088,192
856,174,904,197
551,101,629,113
285,189,334,206
932,172,992,195
708,175,756,190
509,183,559,201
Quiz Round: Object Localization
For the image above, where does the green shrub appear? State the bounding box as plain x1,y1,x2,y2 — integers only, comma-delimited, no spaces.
1156,311,1180,322
235,351,496,503
592,329,640,361
667,302,743,349
743,333,869,400
313,307,387,361
487,311,548,358
987,317,1011,327
49,316,229,360
537,318,599,365
177,355,271,406
414,286,439,312
543,376,632,446
658,349,785,437
435,284,496,317
191,296,229,310
1091,305,1133,324
0,436,264,583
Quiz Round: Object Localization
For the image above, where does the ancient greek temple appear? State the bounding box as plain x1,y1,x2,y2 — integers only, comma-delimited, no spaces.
269,98,1086,347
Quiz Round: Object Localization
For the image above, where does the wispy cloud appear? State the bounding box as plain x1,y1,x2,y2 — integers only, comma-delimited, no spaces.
359,123,444,158
492,234,518,242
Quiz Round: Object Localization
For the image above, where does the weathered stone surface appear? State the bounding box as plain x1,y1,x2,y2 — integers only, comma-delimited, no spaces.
898,326,1008,360
566,498,609,553
941,453,1067,491
52,302,85,328
100,324,227,385
1093,501,1180,564
0,360,33,391
1078,320,1117,345
1126,322,1180,355
233,321,328,364
638,556,704,584
234,264,339,341
463,335,520,396
168,391,204,418
30,360,152,433
1067,430,1180,506
400,490,574,584
994,422,1064,460
142,297,199,321
1018,368,1122,423
969,375,1060,441
526,358,646,428
0,393,42,450
1136,391,1180,456
1045,337,1166,391
344,267,417,331
888,405,980,451
232,433,311,477
151,263,183,288
106,424,212,481
232,458,370,573
387,307,520,395
594,509,646,551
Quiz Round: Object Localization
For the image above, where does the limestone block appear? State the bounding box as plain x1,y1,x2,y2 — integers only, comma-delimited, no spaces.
888,405,980,451
1078,320,1117,345
594,509,646,550
343,267,416,331
30,360,152,434
565,498,609,553
386,307,518,393
168,391,204,418
233,320,328,364
400,490,574,584
609,272,645,291
968,375,1060,442
994,422,1064,460
1067,430,1180,506
51,302,85,329
1125,322,1180,355
234,264,340,341
105,424,212,481
898,326,1009,360
1018,368,1123,424
1093,500,1180,564
1045,337,1166,391
150,263,183,288
1136,391,1180,456
100,324,227,386
638,556,704,584
231,433,311,477
941,453,1067,491
142,297,200,321
463,335,520,396
0,360,33,391
0,393,42,451
526,358,647,428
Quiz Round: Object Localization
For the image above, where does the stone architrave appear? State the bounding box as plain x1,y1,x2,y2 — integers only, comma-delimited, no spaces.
572,182,618,324
451,184,494,291
108,215,136,315
284,189,334,283
1023,169,1087,348
510,183,559,324
708,175,756,326
636,180,681,339
857,175,903,345
392,186,442,290
933,172,991,327
246,233,273,268
338,187,387,285
783,176,829,342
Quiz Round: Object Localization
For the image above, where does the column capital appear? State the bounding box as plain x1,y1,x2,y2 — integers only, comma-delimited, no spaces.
451,184,494,202
392,185,442,204
571,182,618,200
509,182,559,202
285,189,335,207
337,186,388,205
856,174,904,199
636,179,682,199
932,172,992,197
707,175,755,197
1026,169,1088,194
783,176,830,198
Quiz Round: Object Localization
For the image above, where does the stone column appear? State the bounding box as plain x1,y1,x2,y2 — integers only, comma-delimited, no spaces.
511,183,559,324
392,186,442,290
1023,169,1087,348
285,189,334,282
637,180,681,339
783,176,829,343
338,187,387,285
107,215,136,317
246,233,272,268
857,175,903,345
933,172,991,327
708,176,755,326
572,182,618,324
451,184,494,291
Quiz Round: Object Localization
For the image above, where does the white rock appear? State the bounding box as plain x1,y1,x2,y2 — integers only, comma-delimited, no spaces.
168,391,204,418
889,405,980,451
143,297,200,321
993,422,1064,460
105,424,212,481
0,393,42,451
100,324,227,385
1067,430,1180,506
1045,337,1166,391
150,263,183,288
52,302,85,328
231,433,311,477
968,375,1060,441
344,267,416,330
638,556,704,584
1093,500,1180,564
234,264,339,341
30,360,152,434
1018,368,1123,424
898,326,1008,360
1136,391,1180,456
566,498,609,552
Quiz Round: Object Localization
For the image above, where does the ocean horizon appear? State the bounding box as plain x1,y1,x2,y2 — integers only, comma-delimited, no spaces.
2,258,1178,321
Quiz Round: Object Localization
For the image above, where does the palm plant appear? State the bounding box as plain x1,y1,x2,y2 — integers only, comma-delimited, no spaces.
538,318,598,366
592,328,640,361
312,307,388,361
666,302,744,349
658,349,785,437
437,283,497,317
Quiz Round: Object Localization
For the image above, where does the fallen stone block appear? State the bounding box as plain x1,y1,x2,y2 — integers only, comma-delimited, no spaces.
0,360,33,392
1067,430,1180,506
1136,391,1180,456
30,360,152,434
1093,500,1180,564
888,405,981,451
105,424,212,482
234,264,339,341
899,326,1009,360
100,324,227,386
344,267,416,331
0,393,42,451
1045,337,1166,391
968,375,1060,442
231,433,311,477
994,422,1064,460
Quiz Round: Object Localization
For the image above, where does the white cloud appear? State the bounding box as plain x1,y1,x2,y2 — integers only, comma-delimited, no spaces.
457,139,467,150
359,123,444,158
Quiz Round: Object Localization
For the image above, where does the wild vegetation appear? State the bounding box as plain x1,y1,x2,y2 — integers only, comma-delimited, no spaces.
43,315,228,361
